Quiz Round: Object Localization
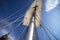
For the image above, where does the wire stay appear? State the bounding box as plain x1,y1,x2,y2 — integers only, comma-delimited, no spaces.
0,13,25,27
7,20,23,35
0,1,30,23
18,26,28,40
42,23,59,40
0,14,25,30
0,14,24,27
35,15,59,40
42,26,51,40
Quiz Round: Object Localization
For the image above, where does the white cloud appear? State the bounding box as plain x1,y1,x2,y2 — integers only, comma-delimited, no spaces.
45,0,59,12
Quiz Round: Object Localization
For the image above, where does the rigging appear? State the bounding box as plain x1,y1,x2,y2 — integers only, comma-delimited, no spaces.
0,14,24,30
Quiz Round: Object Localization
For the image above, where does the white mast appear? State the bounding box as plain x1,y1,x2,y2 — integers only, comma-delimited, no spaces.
26,17,35,40
23,0,42,40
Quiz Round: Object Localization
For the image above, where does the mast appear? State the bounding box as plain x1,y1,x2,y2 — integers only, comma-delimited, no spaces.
23,0,42,40
26,3,38,40
26,17,34,40
0,0,42,40
23,0,42,27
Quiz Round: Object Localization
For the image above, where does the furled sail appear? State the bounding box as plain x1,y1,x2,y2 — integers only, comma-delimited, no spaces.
23,0,42,27
23,1,35,26
23,0,42,40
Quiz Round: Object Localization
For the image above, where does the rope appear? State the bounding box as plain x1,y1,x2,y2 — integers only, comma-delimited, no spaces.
33,28,39,40
0,1,29,22
0,13,24,27
42,26,51,40
35,15,59,40
34,15,39,40
0,14,25,30
18,26,28,40
7,21,23,35
1,20,23,40
42,23,59,40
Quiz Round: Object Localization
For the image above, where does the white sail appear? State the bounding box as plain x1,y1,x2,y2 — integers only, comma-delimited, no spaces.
35,0,42,27
23,1,35,26
23,0,42,40
23,0,42,27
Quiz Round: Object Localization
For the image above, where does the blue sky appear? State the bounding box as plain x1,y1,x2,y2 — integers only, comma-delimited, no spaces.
0,0,60,40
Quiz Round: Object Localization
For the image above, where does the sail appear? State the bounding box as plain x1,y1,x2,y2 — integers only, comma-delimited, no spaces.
23,0,42,27
23,1,35,26
35,0,42,27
